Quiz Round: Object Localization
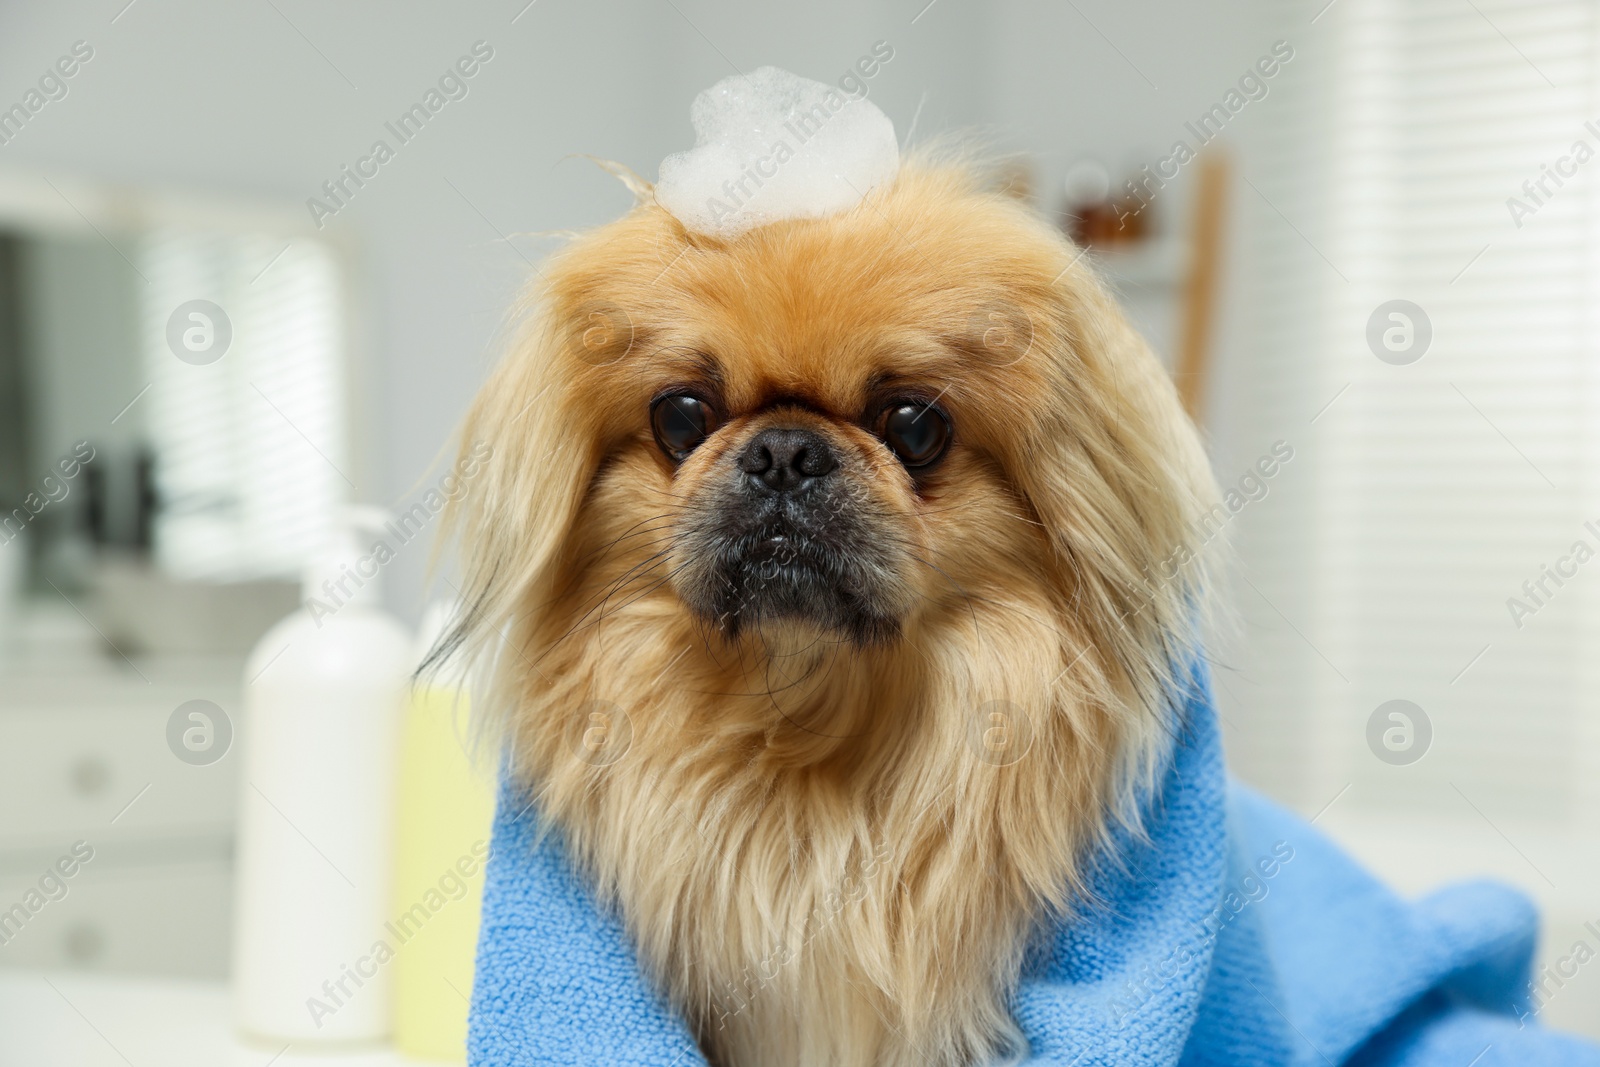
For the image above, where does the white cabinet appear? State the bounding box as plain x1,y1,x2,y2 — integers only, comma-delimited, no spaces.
0,654,244,979
0,858,233,977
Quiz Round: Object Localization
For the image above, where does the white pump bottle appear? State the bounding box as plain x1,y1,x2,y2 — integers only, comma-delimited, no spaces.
233,506,413,1043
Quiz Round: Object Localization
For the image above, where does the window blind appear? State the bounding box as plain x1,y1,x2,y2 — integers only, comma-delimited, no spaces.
1222,0,1600,1033
141,231,347,582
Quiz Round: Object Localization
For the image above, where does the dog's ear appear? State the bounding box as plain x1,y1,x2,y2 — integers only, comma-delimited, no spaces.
430,294,627,688
1001,266,1214,735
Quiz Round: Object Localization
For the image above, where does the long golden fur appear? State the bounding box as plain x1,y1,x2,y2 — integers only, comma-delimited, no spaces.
440,156,1216,1066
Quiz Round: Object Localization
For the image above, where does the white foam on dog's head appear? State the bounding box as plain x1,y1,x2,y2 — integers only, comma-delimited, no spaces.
656,66,899,239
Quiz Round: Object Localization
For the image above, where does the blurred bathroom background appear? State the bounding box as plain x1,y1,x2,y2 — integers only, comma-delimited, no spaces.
1,0,1598,1060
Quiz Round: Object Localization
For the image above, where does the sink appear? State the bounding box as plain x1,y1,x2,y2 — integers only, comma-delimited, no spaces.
91,555,299,656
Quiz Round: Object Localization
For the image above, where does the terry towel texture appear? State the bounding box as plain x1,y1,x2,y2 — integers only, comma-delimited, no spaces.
469,670,1600,1065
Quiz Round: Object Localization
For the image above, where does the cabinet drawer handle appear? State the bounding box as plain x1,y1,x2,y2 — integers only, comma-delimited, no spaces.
64,922,106,964
70,756,112,798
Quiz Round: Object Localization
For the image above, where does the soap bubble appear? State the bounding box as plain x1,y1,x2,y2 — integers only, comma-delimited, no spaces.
656,66,899,239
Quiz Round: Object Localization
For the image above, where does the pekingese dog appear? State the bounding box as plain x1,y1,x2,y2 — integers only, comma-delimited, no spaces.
442,156,1216,1067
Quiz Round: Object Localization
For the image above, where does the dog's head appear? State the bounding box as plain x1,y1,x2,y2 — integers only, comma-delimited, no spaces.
443,159,1213,775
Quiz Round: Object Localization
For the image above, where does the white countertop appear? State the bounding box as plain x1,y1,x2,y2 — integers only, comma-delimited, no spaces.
0,970,441,1067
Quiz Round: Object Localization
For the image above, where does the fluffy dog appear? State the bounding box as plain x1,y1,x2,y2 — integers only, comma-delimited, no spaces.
441,156,1216,1067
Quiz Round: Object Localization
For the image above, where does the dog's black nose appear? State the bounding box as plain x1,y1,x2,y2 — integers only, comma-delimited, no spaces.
738,427,837,493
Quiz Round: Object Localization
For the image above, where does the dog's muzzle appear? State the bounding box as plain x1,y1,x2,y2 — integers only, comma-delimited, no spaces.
675,423,903,643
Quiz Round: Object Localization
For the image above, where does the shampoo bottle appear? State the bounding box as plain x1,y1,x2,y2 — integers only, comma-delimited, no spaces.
392,599,495,1062
233,506,413,1043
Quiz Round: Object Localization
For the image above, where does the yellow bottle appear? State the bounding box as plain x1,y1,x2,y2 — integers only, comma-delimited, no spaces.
391,601,494,1062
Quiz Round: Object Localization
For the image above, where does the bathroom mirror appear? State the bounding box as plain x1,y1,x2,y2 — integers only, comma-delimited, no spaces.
0,171,359,658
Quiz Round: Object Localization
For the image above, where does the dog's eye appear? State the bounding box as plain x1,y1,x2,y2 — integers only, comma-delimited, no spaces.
651,393,717,460
881,402,951,468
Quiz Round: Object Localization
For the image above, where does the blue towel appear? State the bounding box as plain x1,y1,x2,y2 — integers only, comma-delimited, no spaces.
469,668,1600,1065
